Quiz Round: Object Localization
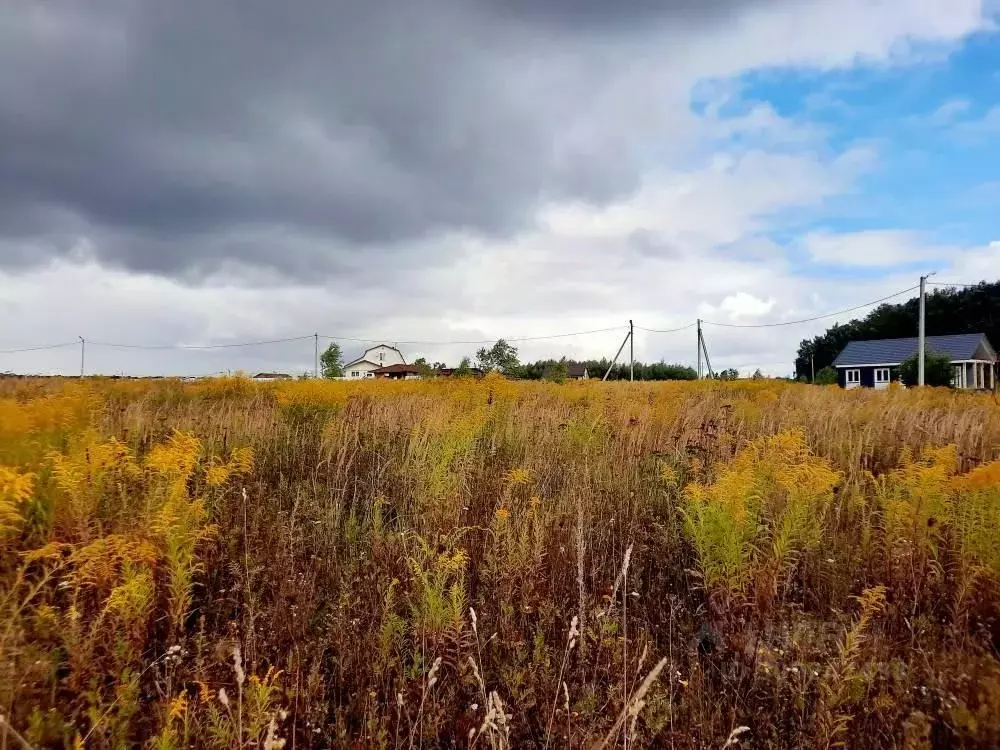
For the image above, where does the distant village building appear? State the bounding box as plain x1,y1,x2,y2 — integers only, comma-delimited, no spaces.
373,364,421,380
565,363,589,380
253,372,292,381
832,333,996,390
343,345,407,379
436,366,485,379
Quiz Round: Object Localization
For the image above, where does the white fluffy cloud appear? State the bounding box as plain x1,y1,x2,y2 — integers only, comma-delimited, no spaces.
803,230,954,267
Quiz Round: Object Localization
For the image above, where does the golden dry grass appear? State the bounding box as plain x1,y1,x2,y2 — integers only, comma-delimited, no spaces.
1,375,999,748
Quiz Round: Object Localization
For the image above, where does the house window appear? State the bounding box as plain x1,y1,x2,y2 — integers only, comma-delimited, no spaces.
952,365,963,388
846,369,860,385
874,368,890,384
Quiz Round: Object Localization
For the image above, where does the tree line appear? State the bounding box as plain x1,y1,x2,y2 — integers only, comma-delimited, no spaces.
317,339,700,381
456,339,699,381
795,281,1000,381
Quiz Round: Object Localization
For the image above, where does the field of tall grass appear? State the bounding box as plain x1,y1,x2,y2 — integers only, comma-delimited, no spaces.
1,375,999,748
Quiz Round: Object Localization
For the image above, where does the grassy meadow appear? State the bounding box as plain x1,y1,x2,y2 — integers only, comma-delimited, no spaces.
1,375,999,748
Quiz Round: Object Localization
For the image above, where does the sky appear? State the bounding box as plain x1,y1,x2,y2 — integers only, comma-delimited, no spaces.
1,0,999,377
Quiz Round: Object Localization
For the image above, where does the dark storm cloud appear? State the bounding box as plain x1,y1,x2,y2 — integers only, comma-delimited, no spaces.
0,0,778,280
486,0,776,31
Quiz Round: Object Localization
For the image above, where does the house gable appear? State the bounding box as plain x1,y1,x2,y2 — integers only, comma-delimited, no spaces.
972,336,997,362
345,344,406,369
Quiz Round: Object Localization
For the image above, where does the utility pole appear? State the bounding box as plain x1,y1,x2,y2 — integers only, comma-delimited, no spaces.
699,328,715,380
629,320,634,382
918,273,935,386
811,354,815,384
314,333,319,378
79,336,85,378
696,319,702,380
602,327,632,382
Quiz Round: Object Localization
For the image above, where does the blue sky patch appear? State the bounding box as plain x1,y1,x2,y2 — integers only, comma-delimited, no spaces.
704,28,1000,262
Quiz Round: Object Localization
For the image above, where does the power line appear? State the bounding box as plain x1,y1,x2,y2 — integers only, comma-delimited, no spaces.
927,281,988,289
320,325,626,346
0,341,79,355
2,327,626,357
702,285,919,328
0,281,949,358
635,323,696,334
87,335,314,350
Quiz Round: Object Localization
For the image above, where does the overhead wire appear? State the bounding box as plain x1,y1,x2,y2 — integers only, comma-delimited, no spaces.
0,341,79,355
927,281,987,288
3,277,988,361
87,335,315,350
635,322,696,334
701,285,920,328
2,327,626,356
319,325,627,346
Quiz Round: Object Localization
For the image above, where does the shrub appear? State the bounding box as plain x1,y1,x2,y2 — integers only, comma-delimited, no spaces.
898,349,954,387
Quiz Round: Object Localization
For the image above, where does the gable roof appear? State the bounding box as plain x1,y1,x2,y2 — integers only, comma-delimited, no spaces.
366,343,404,357
832,333,994,367
566,363,588,378
344,343,406,368
343,358,378,369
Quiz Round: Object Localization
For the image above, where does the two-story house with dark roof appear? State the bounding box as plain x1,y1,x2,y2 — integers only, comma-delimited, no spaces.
832,333,996,390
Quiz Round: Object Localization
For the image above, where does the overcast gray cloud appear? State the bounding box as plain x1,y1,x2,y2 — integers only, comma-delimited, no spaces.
480,0,782,31
0,0,992,376
0,0,784,279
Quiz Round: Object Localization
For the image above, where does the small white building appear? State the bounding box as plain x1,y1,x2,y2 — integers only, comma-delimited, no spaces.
343,344,407,379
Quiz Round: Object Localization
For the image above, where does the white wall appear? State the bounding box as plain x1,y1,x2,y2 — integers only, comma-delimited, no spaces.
345,361,379,379
364,345,406,366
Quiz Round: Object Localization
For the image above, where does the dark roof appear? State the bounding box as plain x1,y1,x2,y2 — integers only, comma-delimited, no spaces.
253,372,292,379
566,363,588,378
832,333,993,367
372,364,420,375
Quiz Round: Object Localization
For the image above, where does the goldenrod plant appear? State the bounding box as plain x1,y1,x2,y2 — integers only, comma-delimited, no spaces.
0,376,999,747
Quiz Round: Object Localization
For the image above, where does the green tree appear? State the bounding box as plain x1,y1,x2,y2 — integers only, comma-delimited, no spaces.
320,342,344,379
455,356,473,377
542,359,569,382
814,366,838,385
413,357,434,377
898,349,954,387
751,368,765,380
476,339,520,375
716,368,739,381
